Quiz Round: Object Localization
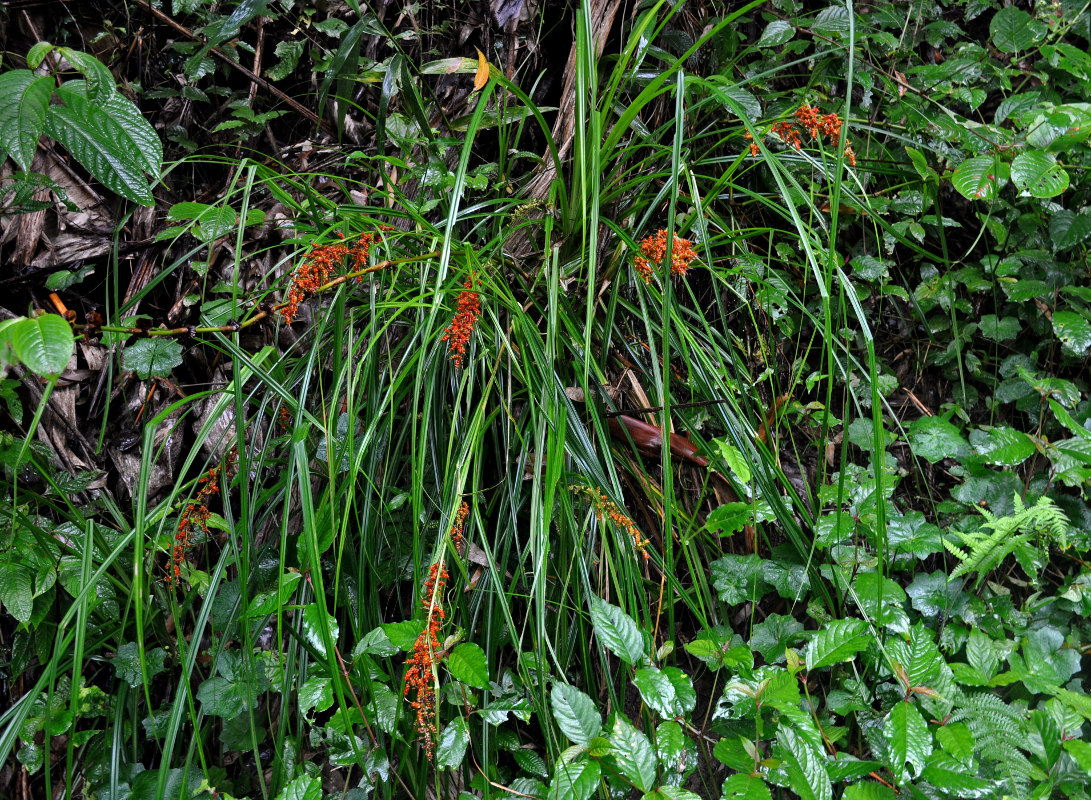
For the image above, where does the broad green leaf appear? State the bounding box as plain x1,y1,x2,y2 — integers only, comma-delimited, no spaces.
122,337,183,379
1063,738,1091,771
843,783,897,800
990,5,1046,52
300,603,339,656
905,146,939,183
886,624,945,691
11,314,74,377
447,643,489,689
512,748,549,777
297,675,333,718
908,416,970,463
381,619,424,651
590,596,646,665
56,47,116,102
756,20,794,47
935,722,975,763
706,79,762,120
268,39,304,81
655,721,696,785
197,676,248,717
551,682,601,746
805,618,870,671
245,571,302,618
712,440,751,483
970,425,1035,466
921,752,994,797
274,774,321,800
775,724,832,800
711,553,768,605
642,788,702,800
720,773,773,800
1049,210,1091,251
0,562,35,623
46,81,161,205
703,502,755,537
977,315,1021,342
548,758,601,800
633,666,696,718
883,701,931,782
1052,310,1091,356
111,642,168,687
951,155,1005,201
367,683,399,733
1010,151,1069,198
609,716,657,792
435,717,470,769
0,71,53,170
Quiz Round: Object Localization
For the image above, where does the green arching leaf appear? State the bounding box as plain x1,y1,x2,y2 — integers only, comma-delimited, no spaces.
589,596,646,665
10,314,74,377
712,439,751,483
805,618,869,671
367,683,399,734
633,666,697,718
775,724,832,800
608,716,657,792
297,676,333,718
1010,151,1069,198
111,642,168,688
642,788,702,800
920,752,995,796
245,571,303,618
0,562,34,623
447,642,489,689
548,758,601,800
970,426,1035,466
719,773,773,800
1052,310,1091,356
56,47,116,102
300,603,339,657
45,81,161,205
951,155,1005,201
756,20,794,48
551,682,601,746
122,338,183,380
990,6,1046,53
842,783,897,800
1049,209,1091,251
935,722,975,763
0,71,53,171
711,553,769,605
435,716,470,769
273,774,321,800
883,700,932,783
908,416,970,464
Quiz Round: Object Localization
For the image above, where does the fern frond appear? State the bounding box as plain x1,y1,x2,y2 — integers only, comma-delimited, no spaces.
944,495,1070,589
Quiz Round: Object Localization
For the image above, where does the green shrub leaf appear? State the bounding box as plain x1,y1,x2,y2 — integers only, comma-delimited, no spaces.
548,758,600,800
0,562,34,624
122,338,183,379
590,596,646,665
633,666,697,718
609,715,657,791
1010,151,1069,198
908,416,970,463
435,716,469,768
1049,209,1091,250
805,618,869,671
0,71,53,171
990,6,1046,52
551,682,601,745
720,773,773,800
11,314,74,377
951,155,1005,200
756,20,794,48
1052,310,1091,355
883,700,931,782
775,724,832,800
273,774,321,800
447,642,489,688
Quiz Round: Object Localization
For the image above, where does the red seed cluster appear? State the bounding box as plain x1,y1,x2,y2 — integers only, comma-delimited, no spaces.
441,275,481,368
749,104,856,167
588,488,650,560
633,229,698,284
403,500,469,758
282,233,377,324
167,448,237,588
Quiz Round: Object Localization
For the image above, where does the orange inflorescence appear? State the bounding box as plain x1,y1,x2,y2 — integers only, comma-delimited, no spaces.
167,448,237,588
756,103,856,167
282,233,378,324
633,229,698,285
403,500,469,758
589,488,650,560
441,275,481,368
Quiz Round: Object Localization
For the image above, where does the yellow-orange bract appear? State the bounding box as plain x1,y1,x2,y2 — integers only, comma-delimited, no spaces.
633,229,698,284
